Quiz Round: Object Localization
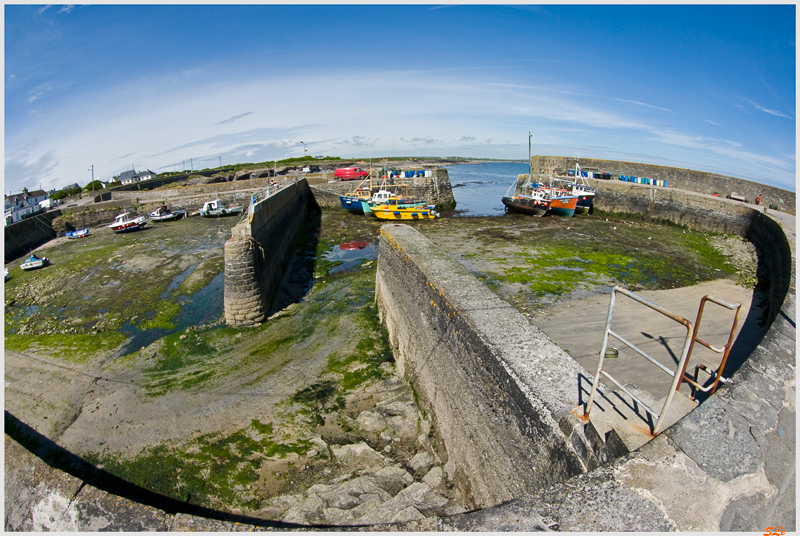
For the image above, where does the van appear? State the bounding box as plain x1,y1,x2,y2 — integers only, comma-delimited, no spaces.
334,167,369,181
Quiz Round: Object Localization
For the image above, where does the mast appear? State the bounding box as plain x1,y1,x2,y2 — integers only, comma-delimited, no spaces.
528,131,532,181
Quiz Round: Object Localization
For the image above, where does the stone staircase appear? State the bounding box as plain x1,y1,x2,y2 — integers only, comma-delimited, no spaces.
571,383,698,466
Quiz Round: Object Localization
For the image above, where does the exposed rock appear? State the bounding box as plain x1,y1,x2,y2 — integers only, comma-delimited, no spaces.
373,465,414,496
309,436,330,458
306,449,319,458
422,466,444,489
332,442,387,469
394,482,449,515
409,451,435,476
391,506,426,524
356,410,389,434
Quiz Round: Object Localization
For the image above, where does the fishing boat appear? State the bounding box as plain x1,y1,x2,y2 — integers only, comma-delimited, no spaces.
372,199,438,220
546,187,579,217
502,177,551,216
65,228,90,239
339,241,370,250
20,254,49,271
339,187,373,214
362,188,428,216
556,162,595,215
149,205,187,222
109,212,148,233
199,199,243,217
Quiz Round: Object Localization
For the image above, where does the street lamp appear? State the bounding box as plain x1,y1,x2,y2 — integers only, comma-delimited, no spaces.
300,141,307,161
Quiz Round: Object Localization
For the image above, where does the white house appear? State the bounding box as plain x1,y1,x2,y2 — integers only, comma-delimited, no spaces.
5,188,49,226
118,169,157,185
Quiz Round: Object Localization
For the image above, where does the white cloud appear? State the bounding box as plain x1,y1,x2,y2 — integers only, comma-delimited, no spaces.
4,69,795,192
56,5,74,14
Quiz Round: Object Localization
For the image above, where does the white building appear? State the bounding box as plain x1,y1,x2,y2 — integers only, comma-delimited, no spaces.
5,188,49,226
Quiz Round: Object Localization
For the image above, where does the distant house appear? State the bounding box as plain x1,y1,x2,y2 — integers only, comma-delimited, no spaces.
119,169,157,185
5,188,49,226
62,183,81,191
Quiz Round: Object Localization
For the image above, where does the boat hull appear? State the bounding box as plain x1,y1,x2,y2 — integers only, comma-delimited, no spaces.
548,195,578,217
575,194,594,215
150,210,186,222
339,196,365,214
502,196,549,217
20,257,49,271
65,228,90,239
200,207,242,217
373,208,436,220
111,221,147,233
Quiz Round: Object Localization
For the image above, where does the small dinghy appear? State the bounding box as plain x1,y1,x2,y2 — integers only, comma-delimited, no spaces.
65,228,90,239
20,254,49,271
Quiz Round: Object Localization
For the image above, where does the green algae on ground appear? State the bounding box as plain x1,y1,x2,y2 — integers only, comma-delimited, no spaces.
418,215,741,310
4,332,128,364
84,419,313,510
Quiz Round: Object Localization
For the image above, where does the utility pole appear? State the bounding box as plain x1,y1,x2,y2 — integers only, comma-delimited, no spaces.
219,156,221,168
191,158,193,171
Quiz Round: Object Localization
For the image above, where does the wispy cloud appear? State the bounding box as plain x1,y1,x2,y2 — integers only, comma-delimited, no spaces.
56,5,74,14
37,5,52,14
399,137,439,145
705,120,720,126
216,112,253,125
747,100,793,119
460,136,476,143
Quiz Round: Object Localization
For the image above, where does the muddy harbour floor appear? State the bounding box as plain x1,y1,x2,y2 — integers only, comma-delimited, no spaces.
4,207,762,521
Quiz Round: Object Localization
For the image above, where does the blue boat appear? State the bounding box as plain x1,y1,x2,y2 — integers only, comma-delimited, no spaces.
340,186,372,214
65,228,90,239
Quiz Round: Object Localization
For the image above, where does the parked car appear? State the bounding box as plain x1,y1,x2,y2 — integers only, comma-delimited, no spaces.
334,167,369,181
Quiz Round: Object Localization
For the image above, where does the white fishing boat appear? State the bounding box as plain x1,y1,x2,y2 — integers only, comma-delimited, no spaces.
20,254,49,271
199,199,243,217
109,212,148,233
149,205,186,222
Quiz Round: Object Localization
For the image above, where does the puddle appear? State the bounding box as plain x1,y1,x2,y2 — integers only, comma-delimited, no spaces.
161,264,198,298
322,242,379,274
115,272,225,357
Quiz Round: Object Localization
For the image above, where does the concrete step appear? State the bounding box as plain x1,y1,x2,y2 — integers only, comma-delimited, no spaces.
573,383,697,464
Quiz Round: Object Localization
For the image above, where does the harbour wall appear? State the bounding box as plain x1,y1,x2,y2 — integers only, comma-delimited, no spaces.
374,224,593,508
4,211,61,263
309,168,455,210
533,155,796,215
223,179,318,326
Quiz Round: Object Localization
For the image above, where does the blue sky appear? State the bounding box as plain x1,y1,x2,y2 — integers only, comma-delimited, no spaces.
5,4,796,193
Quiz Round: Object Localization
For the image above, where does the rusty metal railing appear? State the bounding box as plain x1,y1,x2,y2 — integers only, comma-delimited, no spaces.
676,295,742,398
584,286,695,436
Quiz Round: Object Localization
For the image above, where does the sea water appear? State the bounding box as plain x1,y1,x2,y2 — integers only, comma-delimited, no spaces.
446,162,529,217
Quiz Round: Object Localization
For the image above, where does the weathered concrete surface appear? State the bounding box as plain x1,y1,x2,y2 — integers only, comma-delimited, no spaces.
374,223,595,508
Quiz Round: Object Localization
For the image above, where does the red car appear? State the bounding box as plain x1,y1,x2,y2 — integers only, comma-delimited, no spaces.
335,167,369,181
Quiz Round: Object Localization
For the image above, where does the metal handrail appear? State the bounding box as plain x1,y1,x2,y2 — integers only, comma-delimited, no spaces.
676,295,742,397
584,286,694,435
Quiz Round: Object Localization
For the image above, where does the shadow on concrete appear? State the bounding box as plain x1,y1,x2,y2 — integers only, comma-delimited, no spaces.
4,410,326,529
